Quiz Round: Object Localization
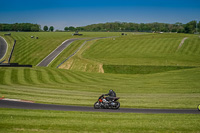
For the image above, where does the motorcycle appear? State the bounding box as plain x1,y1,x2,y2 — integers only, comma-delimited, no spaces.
94,95,120,109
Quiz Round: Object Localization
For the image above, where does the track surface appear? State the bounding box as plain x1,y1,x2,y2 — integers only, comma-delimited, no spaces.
37,38,79,67
0,36,7,60
0,100,199,114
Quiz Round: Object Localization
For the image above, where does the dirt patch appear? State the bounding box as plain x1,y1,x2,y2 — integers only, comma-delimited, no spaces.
59,59,73,69
99,64,104,73
176,37,188,51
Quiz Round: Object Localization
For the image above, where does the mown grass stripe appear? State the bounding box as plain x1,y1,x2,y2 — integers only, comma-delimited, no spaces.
23,69,33,84
65,70,86,83
36,68,53,84
2,68,11,85
17,68,26,85
0,69,6,84
48,69,67,84
43,68,63,84
35,68,46,84
55,70,74,83
11,69,19,84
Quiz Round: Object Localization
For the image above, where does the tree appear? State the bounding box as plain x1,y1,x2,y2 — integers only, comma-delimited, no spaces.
31,26,39,32
43,26,48,31
76,27,84,31
69,26,75,31
49,26,54,32
184,21,196,33
64,27,69,31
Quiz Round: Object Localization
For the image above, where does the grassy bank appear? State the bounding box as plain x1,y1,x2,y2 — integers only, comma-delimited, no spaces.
0,33,199,109
1,32,119,66
0,108,200,133
0,66,199,109
82,34,200,66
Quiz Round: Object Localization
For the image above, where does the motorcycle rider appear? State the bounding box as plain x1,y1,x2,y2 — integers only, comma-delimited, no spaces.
103,90,116,102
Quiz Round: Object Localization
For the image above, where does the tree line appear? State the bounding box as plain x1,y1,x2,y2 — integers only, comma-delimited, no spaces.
0,23,41,32
1,21,199,34
64,20,200,34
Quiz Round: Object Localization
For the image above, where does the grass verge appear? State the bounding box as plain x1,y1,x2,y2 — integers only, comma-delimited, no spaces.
0,108,200,133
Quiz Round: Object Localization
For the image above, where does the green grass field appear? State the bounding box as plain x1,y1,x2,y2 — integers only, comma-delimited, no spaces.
0,32,199,108
0,65,199,109
0,32,120,65
82,34,200,66
1,108,200,133
0,32,200,132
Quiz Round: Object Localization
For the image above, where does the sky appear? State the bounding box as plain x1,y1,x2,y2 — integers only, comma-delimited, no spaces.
0,0,200,30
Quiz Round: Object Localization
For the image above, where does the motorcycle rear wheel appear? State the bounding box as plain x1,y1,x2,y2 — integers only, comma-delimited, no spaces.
112,102,120,109
94,102,101,109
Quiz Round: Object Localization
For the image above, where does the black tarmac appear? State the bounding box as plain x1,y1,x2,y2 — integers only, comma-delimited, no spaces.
37,38,79,67
0,100,199,114
0,36,7,60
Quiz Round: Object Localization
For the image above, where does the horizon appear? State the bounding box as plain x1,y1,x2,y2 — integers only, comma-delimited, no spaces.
0,0,200,30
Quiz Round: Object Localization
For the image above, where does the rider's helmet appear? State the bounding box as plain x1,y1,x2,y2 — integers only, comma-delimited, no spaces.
109,90,113,93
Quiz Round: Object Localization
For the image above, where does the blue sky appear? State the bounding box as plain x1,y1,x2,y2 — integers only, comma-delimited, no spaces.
0,0,200,30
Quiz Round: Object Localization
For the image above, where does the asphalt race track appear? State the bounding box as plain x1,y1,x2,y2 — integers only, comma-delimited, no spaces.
37,38,79,67
0,100,199,114
0,36,7,60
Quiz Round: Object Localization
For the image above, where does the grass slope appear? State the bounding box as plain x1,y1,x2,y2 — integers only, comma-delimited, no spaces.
59,33,200,74
59,39,105,73
0,33,200,109
0,66,199,109
7,32,119,66
82,33,200,66
0,32,200,132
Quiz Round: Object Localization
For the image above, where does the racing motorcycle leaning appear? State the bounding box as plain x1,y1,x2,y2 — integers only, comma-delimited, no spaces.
94,95,120,109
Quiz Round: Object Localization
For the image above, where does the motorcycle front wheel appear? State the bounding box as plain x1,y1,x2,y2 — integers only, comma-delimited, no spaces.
94,102,101,109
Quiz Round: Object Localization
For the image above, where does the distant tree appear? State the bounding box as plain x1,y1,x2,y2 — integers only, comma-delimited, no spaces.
49,26,54,32
69,26,75,31
64,27,69,31
43,26,48,31
0,24,2,31
76,27,84,31
184,21,196,33
31,26,38,32
55,29,63,32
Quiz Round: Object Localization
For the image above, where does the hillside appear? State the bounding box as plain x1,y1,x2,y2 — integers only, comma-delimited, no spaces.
0,32,199,109
0,32,119,65
59,33,200,73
